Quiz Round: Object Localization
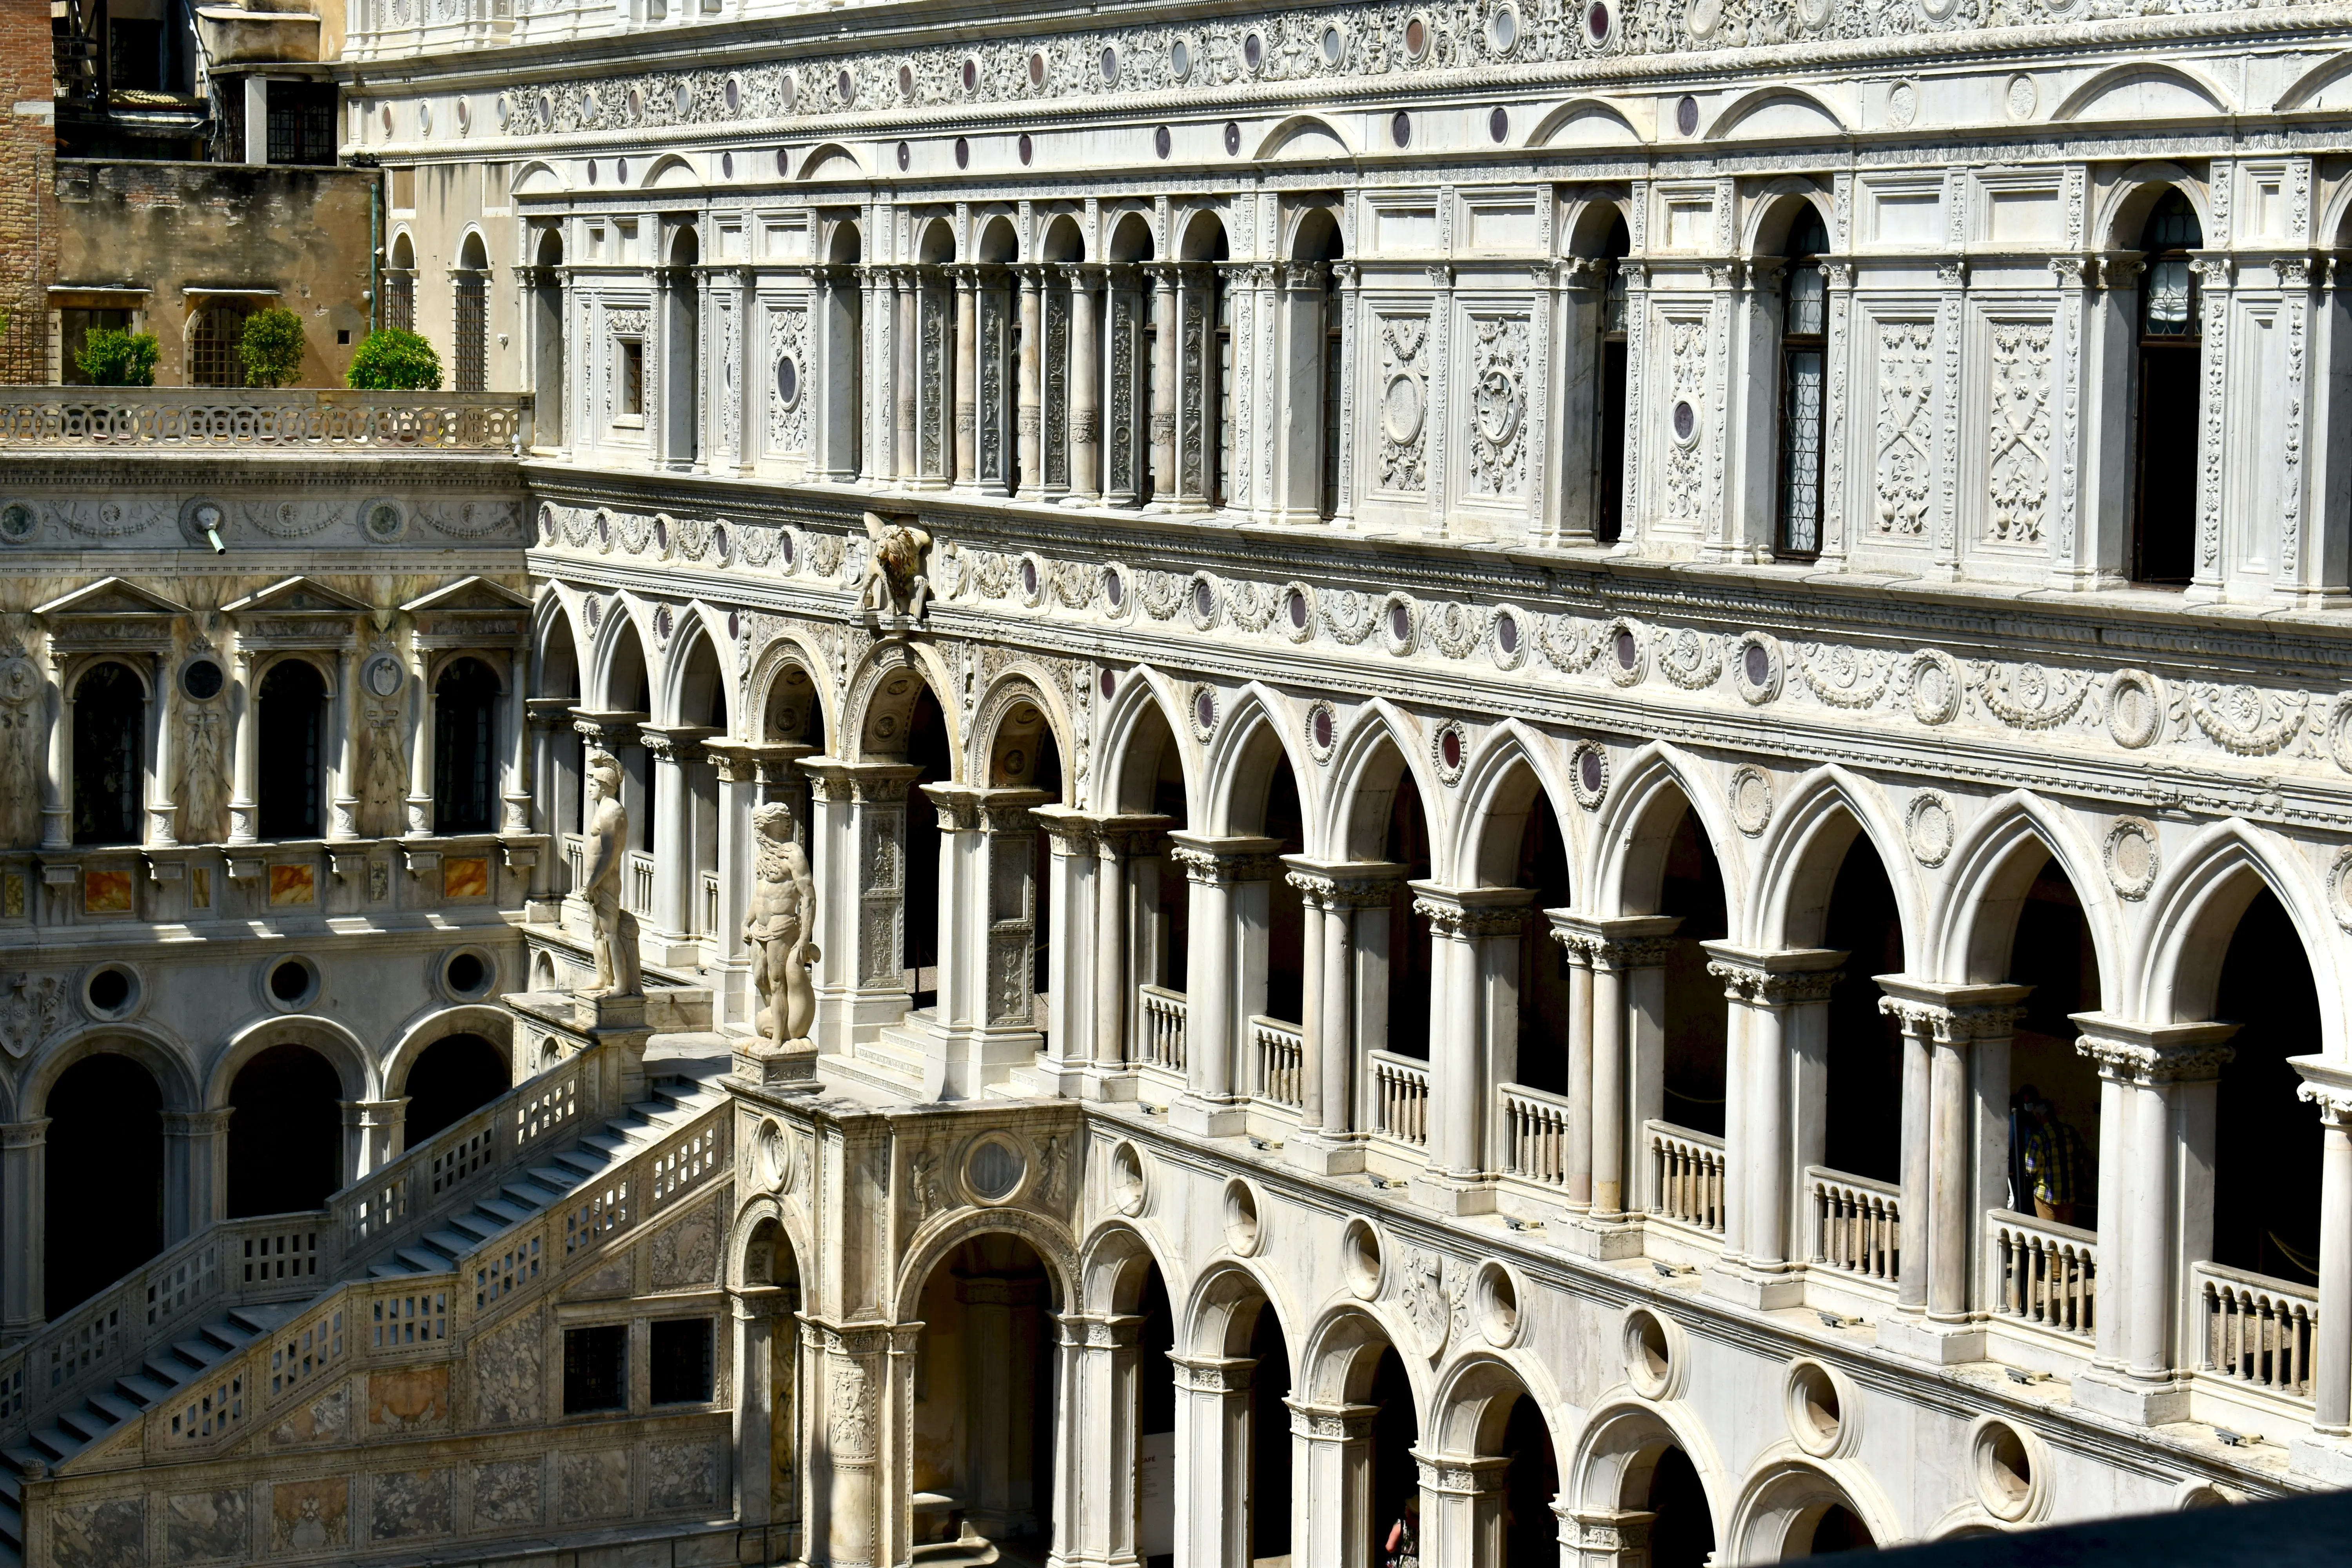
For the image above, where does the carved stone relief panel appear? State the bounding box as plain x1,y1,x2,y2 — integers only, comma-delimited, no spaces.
1373,309,1431,495
1984,317,2054,547
1873,318,1936,538
1464,311,1530,499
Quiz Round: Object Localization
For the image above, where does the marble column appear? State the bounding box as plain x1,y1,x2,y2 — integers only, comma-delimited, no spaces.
404,648,433,838
953,265,979,488
227,648,260,844
1281,863,1405,1174
2296,1056,2352,1436
1290,1400,1377,1568
1167,834,1282,1138
1017,263,1044,495
1550,915,1679,1232
343,1097,405,1178
146,654,177,847
1171,1355,1255,1568
1702,945,1845,1308
1418,1452,1510,1568
895,267,920,483
2071,1015,2235,1425
1053,1313,1145,1568
500,650,532,836
1566,1506,1657,1568
161,1107,232,1242
1146,263,1180,506
40,654,69,849
328,644,361,843
641,724,717,951
1065,263,1102,504
1,1118,49,1339
1409,885,1533,1215
799,760,923,1055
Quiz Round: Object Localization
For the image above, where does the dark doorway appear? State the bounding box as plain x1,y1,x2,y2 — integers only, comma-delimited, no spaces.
1661,813,1731,1137
72,661,143,845
2211,890,2323,1283
1247,1304,1292,1563
1367,1345,1419,1566
905,688,950,1008
1648,1445,1716,1568
434,658,500,834
257,659,326,838
401,1033,510,1147
1822,842,1906,1182
2131,190,2204,586
1500,1393,1558,1568
45,1054,164,1316
1384,773,1434,1060
227,1044,345,1216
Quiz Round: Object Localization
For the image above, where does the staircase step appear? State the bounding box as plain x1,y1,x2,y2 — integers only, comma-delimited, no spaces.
168,1341,224,1372
552,1150,609,1179
0,1466,19,1504
87,1392,142,1426
140,1354,194,1388
0,1447,45,1477
28,1427,83,1464
367,1261,421,1279
424,1230,482,1259
51,1407,109,1443
394,1248,456,1276
224,1302,301,1338
114,1374,170,1407
197,1319,254,1354
498,1180,560,1210
577,1131,637,1157
472,1198,533,1227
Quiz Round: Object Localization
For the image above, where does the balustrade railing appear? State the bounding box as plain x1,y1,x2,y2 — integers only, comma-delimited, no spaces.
627,850,656,918
1807,1166,1901,1283
1987,1209,2096,1342
0,388,531,453
1249,1016,1303,1109
1648,1120,1726,1233
0,1036,607,1441
1368,1051,1430,1147
563,833,586,893
2192,1260,2318,1402
1499,1081,1574,1187
1138,985,1187,1074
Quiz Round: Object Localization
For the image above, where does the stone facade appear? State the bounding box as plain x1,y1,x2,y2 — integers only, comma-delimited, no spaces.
9,0,2352,1557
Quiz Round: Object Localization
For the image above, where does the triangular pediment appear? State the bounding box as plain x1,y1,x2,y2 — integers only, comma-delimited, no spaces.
401,575,533,614
35,576,188,619
223,577,371,615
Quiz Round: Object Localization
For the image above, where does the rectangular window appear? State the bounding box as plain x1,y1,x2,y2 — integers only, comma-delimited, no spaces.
563,1324,627,1414
388,167,416,212
1778,349,1824,555
265,81,337,166
60,309,131,385
619,339,644,417
650,1318,713,1405
454,276,488,393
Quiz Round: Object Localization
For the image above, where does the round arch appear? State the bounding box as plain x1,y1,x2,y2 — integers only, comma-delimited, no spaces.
841,639,960,766
1742,180,1839,257
19,1020,197,1119
1725,1451,1900,1562
2094,162,2213,254
887,1203,1078,1322
971,667,1076,796
1077,1215,1181,1317
1297,1298,1417,1407
206,1014,373,1109
727,1189,816,1294
742,630,833,748
1182,1256,1296,1365
381,1004,515,1101
1560,188,1637,256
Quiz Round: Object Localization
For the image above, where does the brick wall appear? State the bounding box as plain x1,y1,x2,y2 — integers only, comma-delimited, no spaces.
0,0,58,383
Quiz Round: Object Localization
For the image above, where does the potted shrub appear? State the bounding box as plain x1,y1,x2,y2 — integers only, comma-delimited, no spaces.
347,327,443,391
236,306,309,388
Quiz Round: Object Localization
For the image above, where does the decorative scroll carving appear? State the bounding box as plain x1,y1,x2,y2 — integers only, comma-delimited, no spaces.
1985,321,2052,544
1874,321,1935,536
1466,314,1529,498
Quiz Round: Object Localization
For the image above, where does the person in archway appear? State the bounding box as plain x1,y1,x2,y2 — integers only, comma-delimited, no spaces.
1384,1495,1420,1568
2011,1084,2087,1226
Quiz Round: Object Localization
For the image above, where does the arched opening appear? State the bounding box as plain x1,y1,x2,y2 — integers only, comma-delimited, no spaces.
533,227,565,446
905,686,951,1008
981,692,1064,1033
454,230,489,393
1797,1503,1875,1556
226,1043,345,1216
1647,1446,1714,1568
1775,203,1831,559
917,218,959,485
72,660,144,846
976,215,1020,495
762,662,825,751
910,1232,1060,1554
743,1219,805,1533
1593,213,1633,546
385,232,417,333
1290,207,1347,522
605,622,654,877
664,224,701,464
1105,212,1157,506
2210,889,2323,1285
45,1053,165,1316
538,613,586,846
1040,214,1087,497
1659,811,1731,1141
433,657,501,835
189,298,250,387
1105,692,1189,1064
1499,1392,1559,1568
1134,1263,1177,1568
822,220,862,479
1999,854,2102,1227
401,1032,509,1147
256,658,326,839
1247,1297,1293,1563
1820,835,1906,1184
2130,189,2203,586
1224,725,1307,1087
1178,211,1233,509
1383,766,1435,1064
677,630,728,942
1368,1344,1420,1563
1501,785,1575,1098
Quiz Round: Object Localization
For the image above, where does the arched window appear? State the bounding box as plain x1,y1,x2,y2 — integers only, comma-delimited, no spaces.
434,657,499,834
664,225,700,465
387,233,416,332
257,659,326,839
532,228,564,447
73,661,143,845
189,300,249,388
1775,205,1831,558
454,232,489,393
2132,190,2204,585
1595,214,1633,546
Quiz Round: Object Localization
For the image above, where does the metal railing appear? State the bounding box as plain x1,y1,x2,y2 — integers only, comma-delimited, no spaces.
2192,1260,2318,1402
1499,1081,1574,1187
1987,1209,2096,1343
1249,1016,1303,1108
1807,1165,1901,1283
0,388,532,453
1368,1050,1430,1147
1648,1120,1726,1233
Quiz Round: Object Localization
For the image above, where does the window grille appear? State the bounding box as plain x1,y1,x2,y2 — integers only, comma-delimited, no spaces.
454,272,488,391
190,301,249,387
1775,208,1831,559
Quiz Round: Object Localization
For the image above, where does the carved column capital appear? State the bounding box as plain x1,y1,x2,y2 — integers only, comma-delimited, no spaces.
2073,1013,2238,1085
1702,941,1846,1005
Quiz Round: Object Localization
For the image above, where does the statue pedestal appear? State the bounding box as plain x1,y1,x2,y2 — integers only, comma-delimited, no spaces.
734,1038,821,1095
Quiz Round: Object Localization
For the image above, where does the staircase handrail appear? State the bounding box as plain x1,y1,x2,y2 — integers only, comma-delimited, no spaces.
0,1038,609,1445
56,1094,733,1473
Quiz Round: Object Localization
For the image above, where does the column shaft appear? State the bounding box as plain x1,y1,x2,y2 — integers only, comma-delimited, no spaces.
1148,266,1178,504
1017,266,1044,494
1591,960,1626,1218
1067,267,1102,501
954,269,978,486
895,271,918,481
1898,1018,1933,1313
1929,1033,1971,1320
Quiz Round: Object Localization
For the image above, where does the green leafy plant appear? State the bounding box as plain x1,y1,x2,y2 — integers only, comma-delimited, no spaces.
74,327,160,387
346,327,443,391
236,306,308,388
